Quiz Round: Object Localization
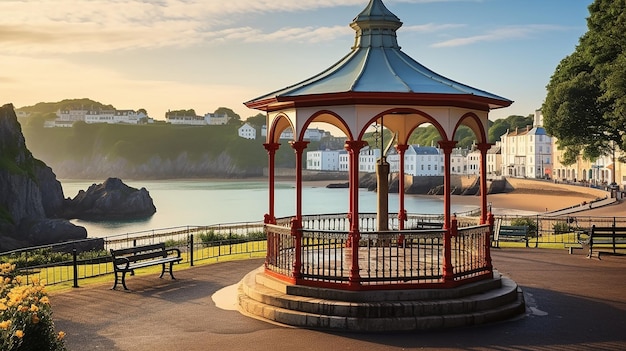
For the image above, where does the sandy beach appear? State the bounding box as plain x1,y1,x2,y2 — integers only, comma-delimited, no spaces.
451,190,625,216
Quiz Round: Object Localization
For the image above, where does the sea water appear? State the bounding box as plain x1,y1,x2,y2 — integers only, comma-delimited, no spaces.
60,179,478,238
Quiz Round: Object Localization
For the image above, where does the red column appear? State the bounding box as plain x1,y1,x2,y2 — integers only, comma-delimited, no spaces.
289,141,308,280
263,143,280,225
395,144,409,231
344,140,367,287
289,141,309,223
437,141,457,229
438,140,457,283
476,143,492,224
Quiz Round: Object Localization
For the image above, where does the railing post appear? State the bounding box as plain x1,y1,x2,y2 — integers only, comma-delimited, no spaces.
72,249,79,288
535,215,539,248
189,234,194,267
291,218,302,280
443,215,457,284
486,212,494,271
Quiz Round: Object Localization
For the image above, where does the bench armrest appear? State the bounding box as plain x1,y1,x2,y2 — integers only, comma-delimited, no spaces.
112,256,131,271
166,248,182,258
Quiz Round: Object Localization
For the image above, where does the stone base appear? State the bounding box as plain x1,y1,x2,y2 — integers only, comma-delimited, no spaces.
237,267,525,332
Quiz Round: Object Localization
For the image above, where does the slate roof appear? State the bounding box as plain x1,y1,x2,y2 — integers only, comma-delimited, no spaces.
245,0,512,110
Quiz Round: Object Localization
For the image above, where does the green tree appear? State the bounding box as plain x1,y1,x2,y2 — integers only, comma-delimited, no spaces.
543,0,626,170
246,113,266,128
166,109,196,117
18,98,114,114
214,107,241,125
488,115,533,143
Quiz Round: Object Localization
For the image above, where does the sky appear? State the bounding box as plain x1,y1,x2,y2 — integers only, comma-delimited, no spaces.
1,0,593,126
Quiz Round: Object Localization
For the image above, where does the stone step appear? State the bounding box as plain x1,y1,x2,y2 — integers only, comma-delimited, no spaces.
238,283,524,331
237,267,525,331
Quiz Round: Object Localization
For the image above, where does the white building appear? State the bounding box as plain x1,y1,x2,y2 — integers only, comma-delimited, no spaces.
306,150,342,171
56,109,88,123
339,152,349,172
166,111,229,126
388,145,443,176
238,123,257,140
450,148,469,175
467,148,481,176
359,147,382,173
279,127,329,141
84,110,146,124
51,108,150,127
166,113,205,125
204,113,230,125
486,143,502,177
500,110,553,179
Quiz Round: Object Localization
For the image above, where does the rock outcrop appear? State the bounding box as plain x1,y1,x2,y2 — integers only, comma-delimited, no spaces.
63,177,156,220
0,104,87,251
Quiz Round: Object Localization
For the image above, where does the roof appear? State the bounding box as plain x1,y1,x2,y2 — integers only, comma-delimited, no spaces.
487,145,501,154
408,145,440,155
245,0,512,111
507,126,548,136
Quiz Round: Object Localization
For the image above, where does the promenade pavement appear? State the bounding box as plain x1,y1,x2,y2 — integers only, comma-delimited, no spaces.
51,248,626,351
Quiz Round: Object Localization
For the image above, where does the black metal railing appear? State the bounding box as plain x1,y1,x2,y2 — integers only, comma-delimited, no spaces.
0,222,267,287
265,213,493,289
3,212,625,289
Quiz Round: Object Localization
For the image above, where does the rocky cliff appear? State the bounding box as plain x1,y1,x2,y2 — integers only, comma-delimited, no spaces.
0,104,87,251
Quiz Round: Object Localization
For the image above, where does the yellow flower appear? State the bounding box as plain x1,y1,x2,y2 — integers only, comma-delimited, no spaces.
31,313,40,324
0,320,12,329
58,331,66,340
14,330,24,338
0,302,6,311
30,304,39,312
40,296,50,304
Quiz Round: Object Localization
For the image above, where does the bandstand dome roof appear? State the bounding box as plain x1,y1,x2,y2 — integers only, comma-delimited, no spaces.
245,0,512,112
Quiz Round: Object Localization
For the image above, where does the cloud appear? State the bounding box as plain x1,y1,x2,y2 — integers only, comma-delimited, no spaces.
0,0,363,54
402,23,466,33
432,24,569,48
0,54,258,119
243,26,351,43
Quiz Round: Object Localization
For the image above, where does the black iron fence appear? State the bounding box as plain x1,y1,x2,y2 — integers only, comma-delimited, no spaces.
2,213,624,289
497,215,626,248
0,223,266,287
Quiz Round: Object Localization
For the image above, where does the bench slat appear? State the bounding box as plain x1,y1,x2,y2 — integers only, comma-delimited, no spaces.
493,224,529,248
588,225,626,259
111,243,165,256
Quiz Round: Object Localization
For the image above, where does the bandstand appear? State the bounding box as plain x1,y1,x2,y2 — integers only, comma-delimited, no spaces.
239,0,525,331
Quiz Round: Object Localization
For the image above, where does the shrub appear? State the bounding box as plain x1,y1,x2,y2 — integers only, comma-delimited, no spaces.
0,263,67,351
553,221,572,234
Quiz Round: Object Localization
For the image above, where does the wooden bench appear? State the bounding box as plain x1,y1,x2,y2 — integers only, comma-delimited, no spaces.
492,220,529,248
586,225,626,259
110,243,182,290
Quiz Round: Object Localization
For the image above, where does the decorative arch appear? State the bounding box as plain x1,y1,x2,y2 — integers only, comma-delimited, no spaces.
453,112,488,144
268,113,294,144
300,110,354,141
356,108,450,144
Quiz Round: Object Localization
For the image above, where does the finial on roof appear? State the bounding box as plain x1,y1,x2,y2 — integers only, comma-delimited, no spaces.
351,0,403,49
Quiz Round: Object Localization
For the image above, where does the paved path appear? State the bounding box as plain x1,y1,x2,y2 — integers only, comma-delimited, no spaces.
52,249,626,351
